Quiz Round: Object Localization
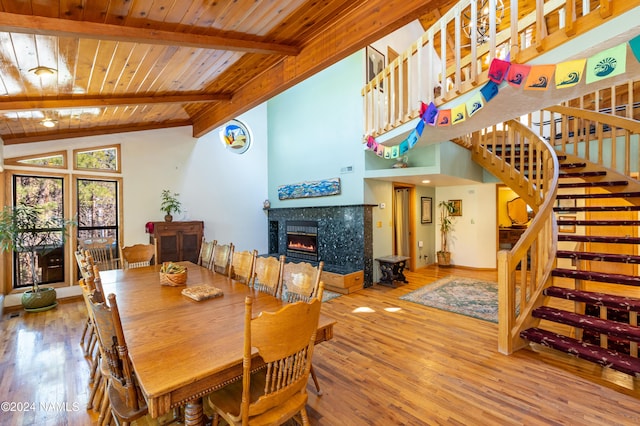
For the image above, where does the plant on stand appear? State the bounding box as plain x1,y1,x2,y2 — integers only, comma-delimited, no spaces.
0,204,76,311
437,200,456,267
160,190,182,222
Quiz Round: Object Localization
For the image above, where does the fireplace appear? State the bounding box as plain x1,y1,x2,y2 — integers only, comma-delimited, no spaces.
286,220,318,261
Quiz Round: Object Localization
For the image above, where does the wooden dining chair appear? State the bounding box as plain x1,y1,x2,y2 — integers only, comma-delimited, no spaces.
81,237,117,270
281,260,324,303
252,255,285,297
280,260,325,395
212,242,234,275
198,238,216,269
119,243,156,269
88,291,149,426
229,249,257,284
205,285,324,426
77,249,95,351
79,276,99,374
79,277,112,426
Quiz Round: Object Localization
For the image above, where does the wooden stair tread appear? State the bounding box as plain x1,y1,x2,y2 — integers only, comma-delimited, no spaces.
556,250,640,264
552,268,640,286
544,285,640,311
559,162,586,169
554,205,640,212
559,181,629,188
520,327,640,376
558,234,640,244
559,171,607,178
556,219,640,226
556,192,640,199
532,306,640,342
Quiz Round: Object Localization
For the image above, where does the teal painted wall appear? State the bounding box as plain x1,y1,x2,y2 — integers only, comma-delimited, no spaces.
267,51,365,208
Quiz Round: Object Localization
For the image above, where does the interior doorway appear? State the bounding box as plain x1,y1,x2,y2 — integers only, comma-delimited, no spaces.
393,183,416,271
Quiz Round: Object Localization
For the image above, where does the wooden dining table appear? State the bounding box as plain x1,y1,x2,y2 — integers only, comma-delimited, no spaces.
99,261,336,426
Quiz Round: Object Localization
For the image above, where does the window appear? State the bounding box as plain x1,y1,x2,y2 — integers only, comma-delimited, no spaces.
76,178,120,257
5,151,67,169
73,144,120,173
12,175,66,288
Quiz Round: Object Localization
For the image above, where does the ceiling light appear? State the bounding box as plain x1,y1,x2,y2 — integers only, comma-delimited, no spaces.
41,119,57,128
462,0,505,45
421,180,431,184
29,66,57,77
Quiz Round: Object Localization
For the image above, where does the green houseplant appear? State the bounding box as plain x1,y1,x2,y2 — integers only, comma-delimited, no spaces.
437,200,456,266
0,204,75,311
160,190,182,222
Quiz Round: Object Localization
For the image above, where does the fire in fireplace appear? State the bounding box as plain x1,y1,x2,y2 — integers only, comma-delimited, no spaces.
286,220,318,261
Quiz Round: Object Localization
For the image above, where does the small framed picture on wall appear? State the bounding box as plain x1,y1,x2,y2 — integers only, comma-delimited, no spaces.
421,197,432,224
450,199,462,216
366,45,385,91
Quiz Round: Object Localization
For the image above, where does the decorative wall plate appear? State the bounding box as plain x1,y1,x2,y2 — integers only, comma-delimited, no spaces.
219,119,252,154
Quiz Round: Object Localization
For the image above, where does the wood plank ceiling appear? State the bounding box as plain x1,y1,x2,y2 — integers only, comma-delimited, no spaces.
0,0,455,145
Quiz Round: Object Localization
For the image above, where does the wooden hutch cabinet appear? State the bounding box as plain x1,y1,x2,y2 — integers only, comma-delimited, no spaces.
150,221,203,264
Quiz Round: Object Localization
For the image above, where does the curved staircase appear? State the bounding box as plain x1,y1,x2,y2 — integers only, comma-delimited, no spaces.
518,154,640,379
471,101,640,386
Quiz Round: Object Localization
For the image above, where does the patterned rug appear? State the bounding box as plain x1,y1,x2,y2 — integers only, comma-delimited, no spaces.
399,276,502,323
322,290,341,302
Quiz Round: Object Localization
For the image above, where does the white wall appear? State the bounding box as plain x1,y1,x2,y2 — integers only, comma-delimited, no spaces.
365,179,437,282
2,105,269,256
436,183,497,269
183,105,269,253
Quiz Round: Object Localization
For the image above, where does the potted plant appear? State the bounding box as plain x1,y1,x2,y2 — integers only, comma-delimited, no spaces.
0,204,75,311
160,190,182,222
437,200,456,266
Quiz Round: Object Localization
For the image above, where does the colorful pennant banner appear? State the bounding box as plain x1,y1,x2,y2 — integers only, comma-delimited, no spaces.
365,36,640,158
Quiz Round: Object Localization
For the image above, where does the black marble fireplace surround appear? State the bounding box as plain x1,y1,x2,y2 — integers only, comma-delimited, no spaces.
267,204,374,287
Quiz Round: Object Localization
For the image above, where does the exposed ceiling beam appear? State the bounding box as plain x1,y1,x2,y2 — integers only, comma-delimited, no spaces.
0,94,231,112
2,121,193,145
192,0,453,137
0,11,300,55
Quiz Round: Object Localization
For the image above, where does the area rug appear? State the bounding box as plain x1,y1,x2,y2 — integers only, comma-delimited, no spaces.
322,290,341,302
399,276,502,323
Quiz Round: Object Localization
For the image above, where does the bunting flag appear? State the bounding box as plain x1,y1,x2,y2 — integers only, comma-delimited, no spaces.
466,91,484,117
366,135,376,149
480,80,500,102
488,58,510,83
555,59,586,89
407,129,419,148
422,101,439,125
419,101,428,117
437,109,451,126
391,145,399,159
586,42,627,84
506,63,531,88
415,118,426,136
383,146,392,159
524,64,555,90
376,144,384,157
451,103,466,125
630,34,640,62
399,140,409,155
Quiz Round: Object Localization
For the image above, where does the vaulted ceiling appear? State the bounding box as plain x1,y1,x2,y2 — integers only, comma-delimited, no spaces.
0,0,457,145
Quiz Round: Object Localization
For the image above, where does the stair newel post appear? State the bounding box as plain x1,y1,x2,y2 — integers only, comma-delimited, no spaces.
497,249,516,355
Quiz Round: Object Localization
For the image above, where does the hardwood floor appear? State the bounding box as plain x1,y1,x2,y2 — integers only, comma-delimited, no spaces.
2,265,640,425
